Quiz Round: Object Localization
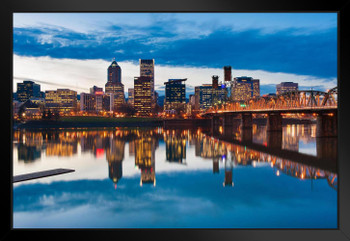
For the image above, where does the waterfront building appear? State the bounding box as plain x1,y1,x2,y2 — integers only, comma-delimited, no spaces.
19,100,42,120
80,93,96,112
134,76,152,116
194,83,227,111
16,80,41,102
13,100,23,119
128,88,134,106
213,84,227,106
81,87,111,113
102,94,111,112
211,75,227,106
195,84,213,111
29,97,45,108
276,82,299,95
90,86,104,112
164,79,186,113
140,59,155,105
105,60,125,110
45,89,77,114
231,76,260,101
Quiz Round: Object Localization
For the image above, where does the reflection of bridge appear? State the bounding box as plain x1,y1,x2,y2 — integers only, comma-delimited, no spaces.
261,155,337,190
198,132,337,190
203,87,338,138
207,130,337,173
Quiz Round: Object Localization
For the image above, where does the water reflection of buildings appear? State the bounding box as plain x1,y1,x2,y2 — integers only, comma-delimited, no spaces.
14,131,43,162
164,129,187,164
134,129,160,186
13,126,336,190
107,135,126,186
45,132,78,157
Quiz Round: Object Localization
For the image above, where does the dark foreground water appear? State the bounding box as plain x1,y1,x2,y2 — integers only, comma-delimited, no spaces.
12,124,337,228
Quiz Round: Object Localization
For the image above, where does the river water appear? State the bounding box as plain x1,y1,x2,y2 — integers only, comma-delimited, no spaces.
12,124,337,228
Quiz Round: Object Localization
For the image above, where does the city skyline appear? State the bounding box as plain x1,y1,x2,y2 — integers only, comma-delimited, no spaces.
13,13,337,96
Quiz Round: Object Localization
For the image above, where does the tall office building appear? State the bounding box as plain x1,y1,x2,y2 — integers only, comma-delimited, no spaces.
224,66,232,98
17,81,41,102
211,75,227,106
80,93,96,112
212,75,219,89
224,66,232,82
164,79,186,112
140,59,155,105
231,76,260,101
105,60,125,110
194,83,227,111
194,84,213,111
108,59,121,83
81,86,110,113
276,82,298,95
90,86,104,112
128,88,134,106
134,76,152,116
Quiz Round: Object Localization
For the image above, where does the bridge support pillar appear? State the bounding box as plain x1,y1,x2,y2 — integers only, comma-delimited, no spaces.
267,131,282,149
316,112,337,138
223,113,235,135
241,113,253,129
241,128,253,143
223,113,234,126
316,137,337,162
211,115,221,136
267,113,282,132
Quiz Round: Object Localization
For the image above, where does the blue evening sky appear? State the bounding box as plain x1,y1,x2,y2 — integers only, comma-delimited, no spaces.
13,13,337,95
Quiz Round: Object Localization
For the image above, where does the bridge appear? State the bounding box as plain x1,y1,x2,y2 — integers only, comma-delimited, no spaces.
202,87,338,137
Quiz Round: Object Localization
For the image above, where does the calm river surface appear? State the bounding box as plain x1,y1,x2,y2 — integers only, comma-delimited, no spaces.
12,124,337,228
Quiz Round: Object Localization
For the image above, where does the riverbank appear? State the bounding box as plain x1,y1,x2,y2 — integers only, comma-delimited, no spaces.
13,116,315,130
14,116,163,129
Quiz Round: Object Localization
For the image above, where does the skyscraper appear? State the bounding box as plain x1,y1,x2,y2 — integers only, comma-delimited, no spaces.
224,66,232,98
105,60,125,110
140,59,155,105
108,59,121,83
134,76,152,116
128,88,134,106
224,66,232,82
212,75,219,89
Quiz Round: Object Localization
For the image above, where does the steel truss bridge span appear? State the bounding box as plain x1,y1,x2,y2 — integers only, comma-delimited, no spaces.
204,87,338,115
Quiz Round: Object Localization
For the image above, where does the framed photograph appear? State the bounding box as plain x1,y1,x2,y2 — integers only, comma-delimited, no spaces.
4,0,350,240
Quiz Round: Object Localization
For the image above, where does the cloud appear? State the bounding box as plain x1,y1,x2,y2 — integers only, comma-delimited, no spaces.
13,55,337,95
13,168,337,228
13,18,337,79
